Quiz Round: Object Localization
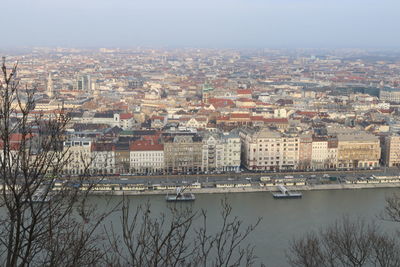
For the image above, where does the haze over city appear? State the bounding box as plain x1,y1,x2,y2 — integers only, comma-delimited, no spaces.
2,0,400,48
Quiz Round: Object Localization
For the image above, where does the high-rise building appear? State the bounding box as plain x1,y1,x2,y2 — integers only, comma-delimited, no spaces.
380,88,400,103
76,75,91,91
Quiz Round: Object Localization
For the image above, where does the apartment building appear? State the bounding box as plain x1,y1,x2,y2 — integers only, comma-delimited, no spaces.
337,133,381,169
201,133,224,172
63,138,92,175
311,136,329,169
115,142,130,174
221,132,241,172
200,131,241,172
382,135,400,167
130,140,164,174
327,137,338,169
91,142,115,175
240,127,299,171
298,134,312,170
163,134,203,174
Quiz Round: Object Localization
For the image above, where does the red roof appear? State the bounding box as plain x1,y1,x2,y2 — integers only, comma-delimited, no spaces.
208,98,235,108
193,117,207,122
141,135,160,142
151,115,165,121
91,143,115,151
231,113,251,119
250,116,264,121
237,89,252,95
377,109,393,114
216,116,230,121
119,113,133,120
8,133,35,142
0,133,35,150
130,140,163,151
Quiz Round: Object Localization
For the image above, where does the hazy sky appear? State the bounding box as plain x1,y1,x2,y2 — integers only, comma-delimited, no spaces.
1,0,399,48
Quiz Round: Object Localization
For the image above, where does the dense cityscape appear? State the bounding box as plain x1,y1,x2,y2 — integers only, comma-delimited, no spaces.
4,47,400,177
2,0,400,265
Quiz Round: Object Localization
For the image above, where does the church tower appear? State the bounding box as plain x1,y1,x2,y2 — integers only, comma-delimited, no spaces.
47,73,54,98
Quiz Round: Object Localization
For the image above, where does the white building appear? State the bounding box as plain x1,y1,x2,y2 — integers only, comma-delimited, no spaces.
114,113,138,130
130,140,164,174
183,117,208,129
89,113,138,130
63,138,92,175
221,132,241,172
311,136,329,169
91,143,115,174
200,131,241,172
240,128,299,171
201,134,224,172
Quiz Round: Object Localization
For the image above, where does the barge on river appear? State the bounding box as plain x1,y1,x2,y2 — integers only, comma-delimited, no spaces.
166,187,195,202
272,185,302,199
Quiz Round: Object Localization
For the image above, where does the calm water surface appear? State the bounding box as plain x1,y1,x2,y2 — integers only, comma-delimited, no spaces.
93,188,400,266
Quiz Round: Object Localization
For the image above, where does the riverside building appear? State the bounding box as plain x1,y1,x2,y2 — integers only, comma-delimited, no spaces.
337,133,381,169
200,131,241,173
382,135,400,167
129,140,164,174
239,127,300,171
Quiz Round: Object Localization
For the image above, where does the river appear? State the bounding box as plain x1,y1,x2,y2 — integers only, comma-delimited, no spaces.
92,188,400,266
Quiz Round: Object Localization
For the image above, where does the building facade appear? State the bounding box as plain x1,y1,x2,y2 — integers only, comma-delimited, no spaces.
240,128,299,171
130,140,164,174
298,134,312,170
337,133,381,169
221,132,241,172
63,138,92,175
200,131,241,172
311,136,329,170
382,135,400,167
91,142,115,175
163,135,203,174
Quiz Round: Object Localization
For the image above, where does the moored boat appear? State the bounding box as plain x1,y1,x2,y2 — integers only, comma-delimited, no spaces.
166,187,195,202
272,192,302,199
272,185,302,199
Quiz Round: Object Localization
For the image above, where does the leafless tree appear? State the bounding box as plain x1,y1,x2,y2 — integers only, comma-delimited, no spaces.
382,193,400,223
0,57,264,267
287,216,400,267
0,58,113,266
106,197,262,267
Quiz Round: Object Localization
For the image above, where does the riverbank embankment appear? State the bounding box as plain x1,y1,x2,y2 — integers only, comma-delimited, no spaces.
90,182,400,196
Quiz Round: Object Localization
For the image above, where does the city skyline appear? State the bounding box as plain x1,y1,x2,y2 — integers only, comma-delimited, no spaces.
1,0,400,49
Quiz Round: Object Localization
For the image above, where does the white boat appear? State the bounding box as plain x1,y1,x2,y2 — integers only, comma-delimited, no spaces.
166,187,195,202
272,185,302,199
24,186,52,203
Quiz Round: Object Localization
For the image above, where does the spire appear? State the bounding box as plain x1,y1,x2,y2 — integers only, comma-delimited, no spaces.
47,73,53,98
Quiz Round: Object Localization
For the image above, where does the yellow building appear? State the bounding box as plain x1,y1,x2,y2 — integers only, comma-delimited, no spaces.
337,133,380,169
382,135,400,167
